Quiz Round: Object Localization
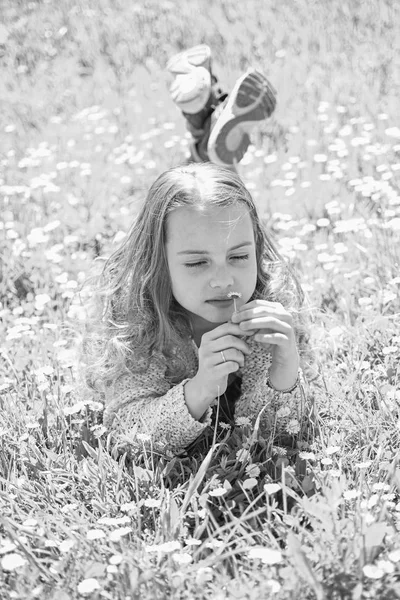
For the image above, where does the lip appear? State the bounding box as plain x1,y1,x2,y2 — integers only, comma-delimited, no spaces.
207,296,233,301
206,299,234,307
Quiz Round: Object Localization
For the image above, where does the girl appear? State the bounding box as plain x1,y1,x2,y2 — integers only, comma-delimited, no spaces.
82,163,317,456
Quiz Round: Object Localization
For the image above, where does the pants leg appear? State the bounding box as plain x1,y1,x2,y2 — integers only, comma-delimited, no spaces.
185,92,228,163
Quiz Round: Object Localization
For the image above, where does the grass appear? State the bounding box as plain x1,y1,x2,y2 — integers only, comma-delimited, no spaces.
1,0,400,598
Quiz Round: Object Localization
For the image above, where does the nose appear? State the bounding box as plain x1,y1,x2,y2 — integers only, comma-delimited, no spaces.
209,265,234,289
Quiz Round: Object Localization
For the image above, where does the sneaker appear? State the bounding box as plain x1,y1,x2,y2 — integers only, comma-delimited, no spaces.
169,66,211,114
207,69,277,167
167,44,223,97
188,139,237,172
167,44,212,75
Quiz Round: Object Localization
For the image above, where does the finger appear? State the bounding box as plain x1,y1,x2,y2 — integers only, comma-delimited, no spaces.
214,361,241,375
233,305,291,324
239,316,292,333
254,332,291,345
213,335,251,355
204,322,244,341
214,348,245,368
236,299,283,313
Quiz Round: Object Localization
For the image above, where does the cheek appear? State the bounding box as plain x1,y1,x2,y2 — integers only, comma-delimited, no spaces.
169,265,193,295
167,263,179,292
247,260,258,291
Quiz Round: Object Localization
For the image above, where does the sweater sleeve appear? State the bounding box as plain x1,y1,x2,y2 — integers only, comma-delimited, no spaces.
235,337,313,439
102,352,212,455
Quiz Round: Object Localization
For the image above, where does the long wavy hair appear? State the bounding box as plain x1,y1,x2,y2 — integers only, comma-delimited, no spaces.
82,163,311,395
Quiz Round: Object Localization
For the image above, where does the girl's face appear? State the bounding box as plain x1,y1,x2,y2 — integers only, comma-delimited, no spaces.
166,204,257,339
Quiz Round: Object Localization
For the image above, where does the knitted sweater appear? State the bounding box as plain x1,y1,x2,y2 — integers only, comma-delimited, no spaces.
103,335,311,455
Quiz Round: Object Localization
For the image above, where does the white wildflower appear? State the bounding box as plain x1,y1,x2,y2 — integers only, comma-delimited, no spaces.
385,127,400,138
272,446,287,456
248,546,282,565
356,461,372,469
172,552,192,565
34,293,51,311
97,516,130,526
267,579,281,593
264,483,281,495
136,433,151,442
77,578,101,594
372,482,390,492
299,452,316,461
343,490,361,501
377,560,394,574
108,527,132,542
145,540,180,553
0,541,17,555
276,406,291,419
185,538,202,546
205,539,224,549
143,498,162,508
245,464,261,478
34,365,54,378
119,501,137,514
196,566,214,584
362,564,384,579
286,419,300,435
242,478,258,490
209,487,227,497
388,549,400,562
86,529,106,540
326,445,341,455
59,539,75,553
236,448,250,463
235,416,251,427
22,518,38,528
107,564,118,574
63,402,85,416
1,553,27,571
85,400,103,412
27,228,49,246
61,503,78,514
328,469,341,477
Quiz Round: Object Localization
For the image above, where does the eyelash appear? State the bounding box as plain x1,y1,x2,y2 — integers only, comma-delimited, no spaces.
185,254,249,268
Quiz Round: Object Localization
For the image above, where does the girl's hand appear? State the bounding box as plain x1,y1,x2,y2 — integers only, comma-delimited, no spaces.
184,322,250,420
231,300,299,390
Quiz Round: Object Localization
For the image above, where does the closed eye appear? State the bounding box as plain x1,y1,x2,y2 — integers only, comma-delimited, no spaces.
231,254,249,262
185,254,249,269
185,260,207,268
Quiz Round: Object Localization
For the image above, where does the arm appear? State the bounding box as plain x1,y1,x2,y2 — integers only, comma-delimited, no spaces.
103,351,212,456
235,335,315,438
103,322,251,456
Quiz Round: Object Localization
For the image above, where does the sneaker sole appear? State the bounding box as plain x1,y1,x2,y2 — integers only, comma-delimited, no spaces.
167,44,211,75
207,70,277,166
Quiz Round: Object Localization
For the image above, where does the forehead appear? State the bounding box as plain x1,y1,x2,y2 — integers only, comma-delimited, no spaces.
166,205,254,250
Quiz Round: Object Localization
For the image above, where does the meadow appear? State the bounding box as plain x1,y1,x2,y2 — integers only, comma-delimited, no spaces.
0,0,400,598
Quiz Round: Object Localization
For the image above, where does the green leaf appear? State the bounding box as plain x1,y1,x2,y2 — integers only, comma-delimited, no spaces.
364,523,387,549
180,444,219,515
51,592,71,600
84,560,107,578
287,532,326,600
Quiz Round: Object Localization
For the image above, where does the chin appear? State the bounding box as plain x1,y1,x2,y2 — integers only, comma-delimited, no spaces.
203,311,231,325
189,309,225,327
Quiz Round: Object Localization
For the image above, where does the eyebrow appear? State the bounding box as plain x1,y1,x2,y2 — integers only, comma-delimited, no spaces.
177,241,253,255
